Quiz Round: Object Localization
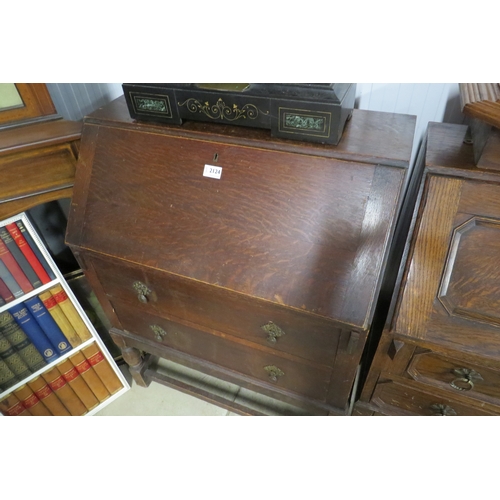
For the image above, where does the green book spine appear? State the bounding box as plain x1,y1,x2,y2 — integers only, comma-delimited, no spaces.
0,357,18,392
0,310,47,373
0,318,32,381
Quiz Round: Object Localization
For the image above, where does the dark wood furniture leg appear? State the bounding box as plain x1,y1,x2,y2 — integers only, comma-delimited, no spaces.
110,330,152,387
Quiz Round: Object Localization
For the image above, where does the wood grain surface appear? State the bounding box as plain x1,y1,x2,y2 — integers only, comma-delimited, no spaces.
395,175,463,339
72,125,405,328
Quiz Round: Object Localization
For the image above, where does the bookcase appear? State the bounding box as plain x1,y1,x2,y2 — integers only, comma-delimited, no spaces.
0,211,129,416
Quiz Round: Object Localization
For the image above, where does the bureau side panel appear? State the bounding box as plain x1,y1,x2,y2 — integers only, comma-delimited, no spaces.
393,174,500,358
66,124,100,247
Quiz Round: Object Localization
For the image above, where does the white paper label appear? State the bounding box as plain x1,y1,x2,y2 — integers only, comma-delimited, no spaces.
203,164,222,179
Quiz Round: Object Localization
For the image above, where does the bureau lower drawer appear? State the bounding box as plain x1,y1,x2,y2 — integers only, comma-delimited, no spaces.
371,381,496,416
407,351,500,407
89,255,342,367
112,300,332,401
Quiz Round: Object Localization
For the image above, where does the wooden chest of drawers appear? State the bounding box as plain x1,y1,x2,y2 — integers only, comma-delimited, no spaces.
66,96,415,415
355,122,500,416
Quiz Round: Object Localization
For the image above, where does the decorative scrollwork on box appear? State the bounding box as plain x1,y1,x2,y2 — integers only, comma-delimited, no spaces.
178,97,267,121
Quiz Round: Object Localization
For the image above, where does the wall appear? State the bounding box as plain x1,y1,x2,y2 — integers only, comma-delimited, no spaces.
47,83,123,122
355,83,463,165
47,83,464,167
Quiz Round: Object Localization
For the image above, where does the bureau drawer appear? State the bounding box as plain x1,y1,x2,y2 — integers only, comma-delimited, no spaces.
407,351,500,407
371,381,496,416
112,300,332,401
89,255,342,367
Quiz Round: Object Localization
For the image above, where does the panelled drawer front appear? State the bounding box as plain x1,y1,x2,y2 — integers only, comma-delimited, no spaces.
89,255,341,367
407,352,500,406
394,175,500,357
371,381,496,416
112,300,332,401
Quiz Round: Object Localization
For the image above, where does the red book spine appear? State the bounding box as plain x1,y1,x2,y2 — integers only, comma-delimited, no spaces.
5,223,51,284
0,238,33,294
0,277,14,303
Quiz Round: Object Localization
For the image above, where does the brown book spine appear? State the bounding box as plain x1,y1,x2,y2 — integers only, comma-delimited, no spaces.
41,366,87,416
0,276,14,303
82,342,123,395
69,350,110,403
27,375,71,416
49,284,92,342
14,384,52,416
56,358,99,412
39,290,82,348
0,392,32,416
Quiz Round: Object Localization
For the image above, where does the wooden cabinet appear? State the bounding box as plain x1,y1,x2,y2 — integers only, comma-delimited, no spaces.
0,115,81,221
355,122,500,416
66,96,415,415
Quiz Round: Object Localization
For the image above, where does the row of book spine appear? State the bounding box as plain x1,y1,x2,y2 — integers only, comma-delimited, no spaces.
0,342,124,416
0,219,56,305
0,284,93,392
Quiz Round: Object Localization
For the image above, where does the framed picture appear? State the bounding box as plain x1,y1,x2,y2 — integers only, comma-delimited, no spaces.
0,83,57,128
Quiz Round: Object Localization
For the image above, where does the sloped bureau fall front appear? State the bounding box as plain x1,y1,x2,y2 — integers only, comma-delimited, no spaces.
66,96,415,415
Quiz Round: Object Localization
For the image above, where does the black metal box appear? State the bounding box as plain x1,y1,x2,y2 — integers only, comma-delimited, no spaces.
122,83,356,145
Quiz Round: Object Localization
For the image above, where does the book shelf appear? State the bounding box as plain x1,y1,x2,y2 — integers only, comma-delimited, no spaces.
0,211,129,416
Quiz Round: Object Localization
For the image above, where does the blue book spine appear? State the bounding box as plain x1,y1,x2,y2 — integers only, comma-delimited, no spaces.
24,296,71,355
8,302,59,363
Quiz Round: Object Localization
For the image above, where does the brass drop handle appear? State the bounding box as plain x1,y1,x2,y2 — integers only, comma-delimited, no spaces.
264,365,285,382
430,404,457,416
261,321,286,344
150,325,168,342
450,368,483,392
133,281,152,303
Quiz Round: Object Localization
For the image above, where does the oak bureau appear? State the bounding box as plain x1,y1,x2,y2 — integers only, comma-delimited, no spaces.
66,96,415,415
355,122,500,416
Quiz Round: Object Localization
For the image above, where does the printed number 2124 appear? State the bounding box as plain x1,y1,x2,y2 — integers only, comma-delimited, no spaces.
203,164,222,179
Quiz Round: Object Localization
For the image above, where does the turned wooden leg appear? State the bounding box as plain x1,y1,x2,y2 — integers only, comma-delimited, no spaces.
110,329,152,388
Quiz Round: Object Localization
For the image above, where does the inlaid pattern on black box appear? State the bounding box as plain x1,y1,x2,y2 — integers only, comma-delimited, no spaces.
130,92,173,118
278,107,332,139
